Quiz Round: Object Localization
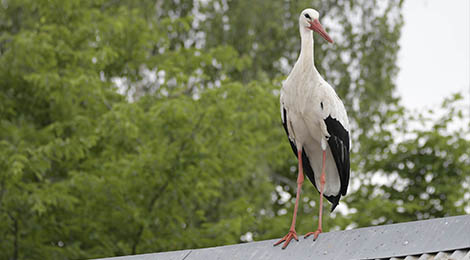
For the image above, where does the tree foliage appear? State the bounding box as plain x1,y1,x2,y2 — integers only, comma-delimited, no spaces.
347,94,470,227
1,0,468,259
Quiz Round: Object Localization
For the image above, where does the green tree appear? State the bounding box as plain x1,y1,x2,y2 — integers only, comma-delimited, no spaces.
0,1,279,258
1,0,468,259
346,94,470,227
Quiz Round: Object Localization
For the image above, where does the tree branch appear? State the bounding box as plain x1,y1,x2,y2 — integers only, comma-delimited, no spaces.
131,179,170,255
7,212,18,260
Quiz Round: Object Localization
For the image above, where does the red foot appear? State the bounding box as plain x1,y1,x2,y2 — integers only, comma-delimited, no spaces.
273,230,298,249
304,229,322,241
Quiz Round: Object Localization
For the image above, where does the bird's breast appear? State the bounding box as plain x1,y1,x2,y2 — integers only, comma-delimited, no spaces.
281,75,330,144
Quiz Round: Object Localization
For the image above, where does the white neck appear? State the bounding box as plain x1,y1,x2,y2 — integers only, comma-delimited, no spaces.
294,26,319,78
299,27,314,61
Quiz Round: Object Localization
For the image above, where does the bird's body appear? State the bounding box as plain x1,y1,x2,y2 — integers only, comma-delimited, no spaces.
274,8,351,249
281,55,350,206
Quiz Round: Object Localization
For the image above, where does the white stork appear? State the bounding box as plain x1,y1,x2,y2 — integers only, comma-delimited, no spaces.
274,8,351,249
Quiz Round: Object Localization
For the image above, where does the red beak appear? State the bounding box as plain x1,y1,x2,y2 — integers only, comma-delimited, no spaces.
308,19,333,43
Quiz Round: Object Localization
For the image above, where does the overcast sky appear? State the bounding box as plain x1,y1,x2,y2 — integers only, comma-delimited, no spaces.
397,0,469,112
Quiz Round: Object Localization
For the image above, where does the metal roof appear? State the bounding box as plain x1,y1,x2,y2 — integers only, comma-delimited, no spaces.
95,215,470,260
389,249,470,260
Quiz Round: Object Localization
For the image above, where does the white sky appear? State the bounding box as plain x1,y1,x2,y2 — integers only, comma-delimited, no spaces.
397,0,470,111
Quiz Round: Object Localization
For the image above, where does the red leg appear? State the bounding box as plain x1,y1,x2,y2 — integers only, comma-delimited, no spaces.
274,148,304,249
305,150,326,241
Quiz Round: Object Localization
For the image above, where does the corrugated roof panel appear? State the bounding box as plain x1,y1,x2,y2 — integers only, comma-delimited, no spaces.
418,253,432,260
387,249,470,260
451,249,470,259
95,215,470,260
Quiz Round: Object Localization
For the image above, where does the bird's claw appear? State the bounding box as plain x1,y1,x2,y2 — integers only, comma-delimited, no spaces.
304,229,322,241
273,230,298,249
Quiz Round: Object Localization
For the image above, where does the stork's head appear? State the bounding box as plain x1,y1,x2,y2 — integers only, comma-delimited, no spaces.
299,8,333,43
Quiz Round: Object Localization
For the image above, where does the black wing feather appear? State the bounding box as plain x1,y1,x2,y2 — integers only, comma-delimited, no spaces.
282,108,342,211
324,115,350,197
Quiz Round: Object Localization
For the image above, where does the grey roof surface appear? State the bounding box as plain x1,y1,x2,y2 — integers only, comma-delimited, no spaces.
95,215,470,260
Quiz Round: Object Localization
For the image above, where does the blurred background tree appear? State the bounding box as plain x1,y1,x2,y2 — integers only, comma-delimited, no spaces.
0,0,468,259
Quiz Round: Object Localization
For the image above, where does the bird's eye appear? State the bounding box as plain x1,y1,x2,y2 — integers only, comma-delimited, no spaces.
304,13,311,19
